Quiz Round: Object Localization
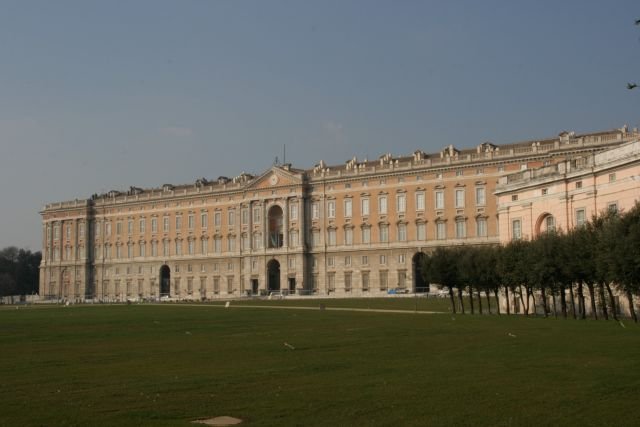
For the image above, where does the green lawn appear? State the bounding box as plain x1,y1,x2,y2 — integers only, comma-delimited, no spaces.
0,304,638,426
208,295,474,313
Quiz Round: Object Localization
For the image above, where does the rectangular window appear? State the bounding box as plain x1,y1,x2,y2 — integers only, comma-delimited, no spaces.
344,272,352,292
228,210,235,226
163,217,170,232
344,256,351,267
456,170,463,177
228,236,236,252
361,198,370,216
151,241,158,257
397,194,406,213
379,271,388,291
175,240,182,255
362,227,371,244
344,199,353,218
116,221,123,235
312,230,320,246
416,192,425,211
327,200,336,218
151,218,158,233
345,228,353,245
290,203,298,220
378,196,388,214
227,276,233,293
175,216,182,230
380,254,387,265
511,195,518,201
512,219,522,240
475,187,486,206
609,173,616,182
398,271,407,289
139,218,145,233
327,256,335,267
456,220,466,238
116,245,122,259
476,218,487,237
79,223,85,238
417,223,426,240
436,222,446,240
188,214,194,229
398,224,407,241
575,208,586,227
575,181,582,189
361,255,368,265
541,188,548,196
214,212,221,227
139,242,146,257
379,225,389,243
435,191,444,209
455,189,465,208
362,272,369,292
312,202,320,219
214,237,222,253
327,273,335,292
327,229,336,246
241,208,249,225
201,212,208,228
213,277,220,294
188,240,195,255
201,239,208,254
127,220,133,234
608,203,618,214
289,230,297,247
398,254,405,264
163,241,169,256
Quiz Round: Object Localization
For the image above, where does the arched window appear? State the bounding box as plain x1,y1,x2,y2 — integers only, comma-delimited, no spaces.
268,206,283,248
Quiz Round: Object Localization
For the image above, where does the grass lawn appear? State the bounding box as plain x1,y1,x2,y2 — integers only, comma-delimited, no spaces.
0,303,638,426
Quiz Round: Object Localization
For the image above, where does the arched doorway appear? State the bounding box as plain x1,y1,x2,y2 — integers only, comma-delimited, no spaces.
159,265,170,297
413,252,428,293
267,259,280,292
535,213,556,236
268,205,284,248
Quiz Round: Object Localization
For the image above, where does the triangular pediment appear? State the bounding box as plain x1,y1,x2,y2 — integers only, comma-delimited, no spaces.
246,166,303,190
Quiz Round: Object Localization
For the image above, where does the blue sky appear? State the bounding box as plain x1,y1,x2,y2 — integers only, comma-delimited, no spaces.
1,0,639,250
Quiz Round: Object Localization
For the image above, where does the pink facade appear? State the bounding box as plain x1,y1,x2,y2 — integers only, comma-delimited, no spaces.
496,140,640,243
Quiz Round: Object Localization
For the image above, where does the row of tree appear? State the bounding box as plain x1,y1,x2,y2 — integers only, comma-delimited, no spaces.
0,247,41,297
421,203,640,321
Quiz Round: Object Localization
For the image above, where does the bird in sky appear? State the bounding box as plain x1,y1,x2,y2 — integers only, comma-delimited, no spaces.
627,83,637,90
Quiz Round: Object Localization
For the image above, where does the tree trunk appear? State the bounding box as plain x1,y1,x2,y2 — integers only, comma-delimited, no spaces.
512,288,518,314
599,282,609,320
560,286,567,319
504,286,510,315
494,289,501,315
577,283,586,319
477,287,483,315
518,285,528,316
569,285,577,319
606,283,618,321
586,283,598,320
468,286,475,315
458,288,466,314
552,291,558,319
626,290,637,323
530,287,537,316
448,287,456,314
486,291,492,315
541,286,548,318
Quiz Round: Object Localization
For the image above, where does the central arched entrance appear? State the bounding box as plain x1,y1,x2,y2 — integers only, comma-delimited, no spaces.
267,259,280,292
160,265,171,297
413,252,428,293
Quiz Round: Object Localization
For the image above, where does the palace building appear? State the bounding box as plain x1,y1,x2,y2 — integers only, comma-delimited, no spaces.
39,126,638,302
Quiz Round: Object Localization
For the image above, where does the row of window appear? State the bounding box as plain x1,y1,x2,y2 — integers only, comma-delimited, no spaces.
314,218,488,245
315,188,486,219
321,270,405,292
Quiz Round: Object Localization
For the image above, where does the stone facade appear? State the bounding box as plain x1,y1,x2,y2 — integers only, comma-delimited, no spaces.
39,126,638,301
